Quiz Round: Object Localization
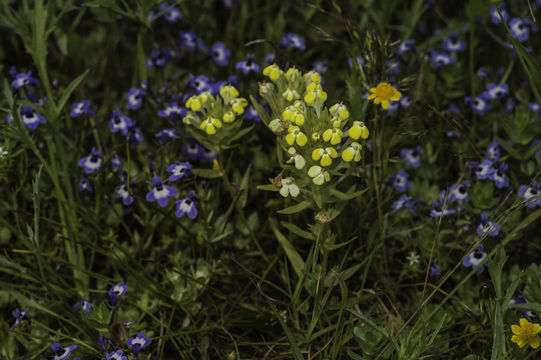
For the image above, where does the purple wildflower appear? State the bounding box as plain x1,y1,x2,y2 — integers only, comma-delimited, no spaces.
146,176,177,207
442,33,466,52
73,299,92,312
389,171,411,192
209,42,231,66
175,190,197,218
401,146,422,168
236,54,260,74
125,88,145,110
20,105,46,130
51,342,77,360
462,245,487,274
70,100,95,117
109,110,134,136
11,71,38,88
279,33,306,50
78,147,102,174
127,332,152,358
78,175,93,193
105,350,128,360
167,161,192,181
108,282,128,307
10,308,28,329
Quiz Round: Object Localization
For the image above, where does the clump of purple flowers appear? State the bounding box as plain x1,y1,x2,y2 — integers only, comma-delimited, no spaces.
127,332,152,358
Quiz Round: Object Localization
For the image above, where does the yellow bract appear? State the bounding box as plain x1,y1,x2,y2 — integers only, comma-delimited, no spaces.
342,142,362,162
512,318,541,349
186,95,201,112
367,82,401,109
231,98,248,115
282,106,305,126
304,83,327,106
223,111,235,123
322,128,343,145
220,85,239,103
349,121,369,140
329,103,349,121
308,165,330,185
263,64,281,82
285,126,307,147
200,117,222,135
312,147,338,167
282,88,300,102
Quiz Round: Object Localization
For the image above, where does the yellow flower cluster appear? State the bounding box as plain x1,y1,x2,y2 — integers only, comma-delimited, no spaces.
183,85,248,135
260,64,370,186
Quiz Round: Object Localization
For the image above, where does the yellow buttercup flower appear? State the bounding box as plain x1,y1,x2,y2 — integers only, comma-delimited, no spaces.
348,121,369,140
263,64,281,82
285,126,308,147
512,318,541,348
312,147,338,167
342,142,362,162
322,128,343,145
368,82,401,109
200,116,222,135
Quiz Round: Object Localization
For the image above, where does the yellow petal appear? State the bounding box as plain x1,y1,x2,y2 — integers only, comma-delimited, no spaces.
512,335,526,347
368,94,376,100
512,325,521,335
530,337,540,349
381,100,389,109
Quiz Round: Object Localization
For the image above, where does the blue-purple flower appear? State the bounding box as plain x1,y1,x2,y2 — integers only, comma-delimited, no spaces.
20,105,46,130
167,161,192,181
109,110,134,136
384,58,400,75
209,42,231,66
476,213,501,237
10,308,28,329
111,154,122,171
518,183,541,207
279,33,306,50
348,56,365,70
11,70,38,88
149,48,172,67
125,88,145,110
158,102,186,121
183,139,205,160
178,31,202,52
466,95,491,115
236,54,260,74
105,350,128,360
70,100,95,117
73,298,92,312
462,245,487,274
78,175,93,193
108,282,128,307
486,141,501,161
188,74,212,93
391,194,412,212
127,332,152,358
127,126,144,146
442,33,466,52
398,39,415,56
448,182,469,205
389,171,411,192
490,4,508,25
146,176,177,207
155,129,181,145
430,259,441,276
78,147,102,174
51,342,77,360
153,2,182,23
175,190,197,218
509,18,531,42
312,59,329,75
401,146,422,168
484,83,508,101
431,51,456,69
115,183,134,206
470,159,494,179
510,295,537,318
490,162,509,188
399,96,412,109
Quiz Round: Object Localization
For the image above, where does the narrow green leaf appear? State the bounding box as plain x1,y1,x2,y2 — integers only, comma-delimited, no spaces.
256,184,279,191
280,221,315,240
271,221,305,278
329,187,368,201
57,69,90,117
249,95,272,125
238,164,251,208
192,168,222,178
277,200,312,214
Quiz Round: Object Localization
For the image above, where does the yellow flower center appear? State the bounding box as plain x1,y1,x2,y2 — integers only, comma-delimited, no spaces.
374,83,394,101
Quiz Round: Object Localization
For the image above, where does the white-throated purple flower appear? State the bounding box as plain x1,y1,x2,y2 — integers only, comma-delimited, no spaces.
111,154,122,171
463,245,487,274
476,67,490,79
10,308,28,329
105,350,128,360
490,4,508,25
115,183,134,206
348,56,365,70
279,33,306,50
155,129,181,145
209,42,231,66
188,74,211,93
125,88,145,110
11,70,38,88
167,161,192,181
20,105,46,130
469,159,494,179
158,102,186,122
73,298,92,312
263,53,277,67
466,95,491,115
236,54,260,74
182,139,204,160
312,59,329,74
530,102,541,117
389,171,411,192
384,58,400,75
109,110,133,136
127,126,144,146
484,83,508,101
70,100,95,117
201,148,217,162
98,336,109,351
399,96,412,109
401,146,422,168
504,97,518,113
431,51,456,70
490,162,509,188
398,39,415,56
149,48,172,67
476,213,501,237
78,175,93,193
177,30,202,52
430,201,456,217
245,105,262,122
51,342,77,360
392,194,412,213
510,295,537,318
108,282,128,307
510,18,531,42
154,2,182,23
442,33,466,52
78,147,102,174
175,190,197,218
146,176,177,207
448,182,469,205
384,101,399,113
127,332,152,358
518,183,541,207
486,141,501,161
430,259,441,276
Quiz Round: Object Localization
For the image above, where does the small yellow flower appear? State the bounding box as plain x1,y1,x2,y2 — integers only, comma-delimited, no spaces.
308,165,330,185
200,116,222,135
304,82,327,107
368,82,401,109
329,103,349,120
512,318,541,348
322,128,343,145
186,95,202,112
342,142,362,162
285,126,308,147
287,147,306,169
223,111,235,123
220,85,239,103
312,147,338,167
283,88,300,102
282,106,305,126
285,67,301,83
263,64,281,82
231,98,248,115
303,70,321,85
348,121,369,140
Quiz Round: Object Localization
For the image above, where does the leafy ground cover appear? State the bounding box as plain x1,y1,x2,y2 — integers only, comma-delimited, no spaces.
2,0,541,359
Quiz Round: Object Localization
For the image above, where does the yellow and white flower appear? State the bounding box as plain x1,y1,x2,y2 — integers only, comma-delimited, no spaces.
263,64,281,82
282,88,300,102
348,121,369,140
304,82,327,107
282,106,305,126
285,126,308,146
279,177,300,198
312,147,338,167
231,98,248,115
287,147,306,169
342,142,362,162
322,128,343,145
308,165,330,185
220,85,239,104
223,111,235,123
200,116,222,135
329,103,349,120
